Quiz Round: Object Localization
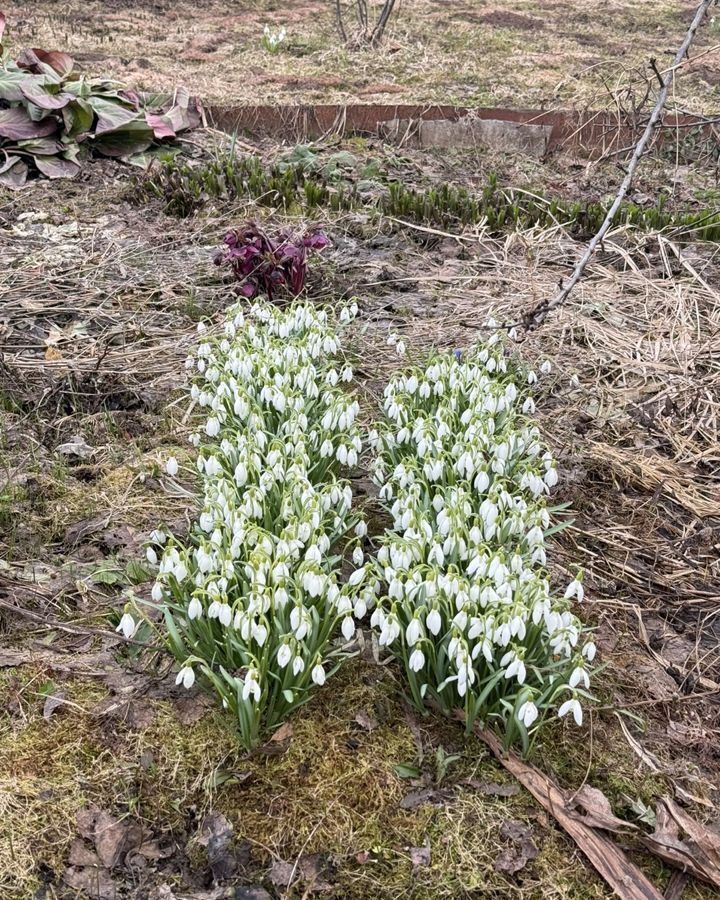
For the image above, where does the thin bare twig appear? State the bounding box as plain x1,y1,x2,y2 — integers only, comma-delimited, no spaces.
525,0,716,328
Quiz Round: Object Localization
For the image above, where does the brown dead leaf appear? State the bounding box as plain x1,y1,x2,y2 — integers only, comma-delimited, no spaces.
640,796,720,888
44,345,64,362
269,860,294,887
354,710,378,732
268,855,332,893
174,692,214,725
197,811,242,879
410,840,431,870
270,721,294,743
494,820,538,874
75,804,143,869
68,837,100,867
463,778,520,798
92,696,155,729
63,866,117,900
43,689,66,719
400,787,438,810
566,785,637,835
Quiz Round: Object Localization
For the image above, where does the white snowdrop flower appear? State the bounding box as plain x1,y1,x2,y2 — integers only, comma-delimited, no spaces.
348,567,366,587
352,547,364,566
564,578,584,602
522,397,535,414
544,467,558,488
518,700,538,728
558,697,583,726
116,612,136,640
354,521,367,538
150,529,167,545
406,617,422,646
311,663,326,686
582,642,596,662
426,608,442,635
527,371,537,385
409,648,425,672
569,666,589,689
218,604,232,627
176,665,195,689
293,656,305,676
197,322,206,333
341,616,356,642
151,582,163,602
570,373,580,389
146,546,158,566
242,669,261,702
387,332,398,346
540,360,552,375
277,643,292,668
206,417,220,437
166,456,179,476
395,340,406,356
188,597,203,620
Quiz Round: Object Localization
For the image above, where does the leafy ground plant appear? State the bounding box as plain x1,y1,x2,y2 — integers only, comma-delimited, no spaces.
213,222,329,299
122,300,371,749
367,336,596,756
0,12,199,187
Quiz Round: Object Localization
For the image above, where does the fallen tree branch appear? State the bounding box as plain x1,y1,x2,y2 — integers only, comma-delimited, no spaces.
467,722,664,900
524,0,716,329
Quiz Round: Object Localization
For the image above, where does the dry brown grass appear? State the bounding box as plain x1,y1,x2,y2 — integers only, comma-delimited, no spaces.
2,0,719,111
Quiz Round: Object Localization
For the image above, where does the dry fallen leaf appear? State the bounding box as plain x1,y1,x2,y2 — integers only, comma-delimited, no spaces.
354,710,378,732
566,784,637,835
43,689,66,719
494,820,538,874
410,840,431,870
640,796,720,888
270,721,294,743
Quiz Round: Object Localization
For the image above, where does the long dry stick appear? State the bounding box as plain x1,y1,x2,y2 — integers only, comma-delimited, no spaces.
525,0,716,329
471,725,664,900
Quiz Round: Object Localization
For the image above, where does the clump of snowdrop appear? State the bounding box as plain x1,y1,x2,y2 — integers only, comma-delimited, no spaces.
152,299,371,749
262,25,287,53
368,335,595,755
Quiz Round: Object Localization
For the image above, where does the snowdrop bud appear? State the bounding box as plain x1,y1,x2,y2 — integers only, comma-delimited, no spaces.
166,457,179,476
146,546,158,566
176,665,195,689
311,663,326,686
277,643,292,668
